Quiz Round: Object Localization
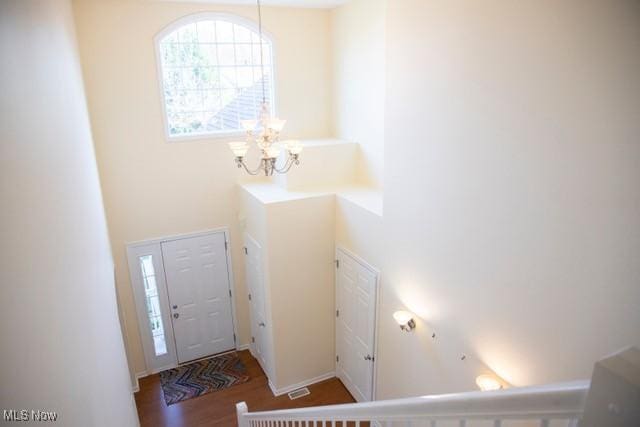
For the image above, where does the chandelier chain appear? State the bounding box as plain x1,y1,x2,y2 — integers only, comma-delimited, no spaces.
257,0,266,104
228,1,303,176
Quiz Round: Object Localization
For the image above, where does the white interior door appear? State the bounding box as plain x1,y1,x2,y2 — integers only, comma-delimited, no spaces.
335,248,378,402
162,233,235,363
244,234,270,374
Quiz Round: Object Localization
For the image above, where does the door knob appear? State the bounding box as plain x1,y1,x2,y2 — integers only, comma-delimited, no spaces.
172,305,178,309
364,354,373,361
259,322,265,327
173,313,179,319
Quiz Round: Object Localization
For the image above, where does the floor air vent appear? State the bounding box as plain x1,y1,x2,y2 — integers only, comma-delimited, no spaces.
288,387,310,400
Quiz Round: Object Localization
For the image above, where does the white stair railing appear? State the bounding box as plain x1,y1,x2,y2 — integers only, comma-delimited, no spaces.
236,380,589,427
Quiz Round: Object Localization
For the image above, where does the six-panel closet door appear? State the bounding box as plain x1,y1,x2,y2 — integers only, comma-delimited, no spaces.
335,248,378,402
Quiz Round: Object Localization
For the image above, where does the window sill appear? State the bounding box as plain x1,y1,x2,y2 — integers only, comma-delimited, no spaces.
165,130,246,143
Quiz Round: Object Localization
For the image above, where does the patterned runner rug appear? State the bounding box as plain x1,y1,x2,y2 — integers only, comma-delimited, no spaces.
159,352,250,405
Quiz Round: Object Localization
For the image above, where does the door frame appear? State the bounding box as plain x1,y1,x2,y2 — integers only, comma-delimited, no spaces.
126,227,241,374
243,232,277,381
335,246,381,401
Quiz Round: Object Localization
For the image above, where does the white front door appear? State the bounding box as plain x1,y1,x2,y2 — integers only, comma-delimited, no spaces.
161,233,235,363
335,248,378,402
244,234,270,374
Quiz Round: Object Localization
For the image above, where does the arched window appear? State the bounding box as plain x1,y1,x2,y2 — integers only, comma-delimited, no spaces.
156,14,275,139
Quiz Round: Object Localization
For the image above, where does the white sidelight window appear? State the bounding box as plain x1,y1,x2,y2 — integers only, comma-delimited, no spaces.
155,13,276,140
139,255,167,356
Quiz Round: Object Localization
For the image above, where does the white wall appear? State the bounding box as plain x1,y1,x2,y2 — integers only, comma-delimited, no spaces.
378,0,640,398
72,0,334,376
266,195,336,390
0,1,139,425
331,0,386,188
335,196,383,271
240,186,336,392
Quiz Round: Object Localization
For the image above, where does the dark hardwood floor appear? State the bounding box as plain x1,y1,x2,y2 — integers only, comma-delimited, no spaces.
135,350,356,427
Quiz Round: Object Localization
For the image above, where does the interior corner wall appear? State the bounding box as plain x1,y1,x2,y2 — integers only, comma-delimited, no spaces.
331,0,386,189
72,0,333,376
378,0,640,398
335,198,383,271
266,195,336,390
0,1,139,425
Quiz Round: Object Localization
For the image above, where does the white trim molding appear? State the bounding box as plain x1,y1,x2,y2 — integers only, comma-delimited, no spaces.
132,371,149,393
268,372,335,397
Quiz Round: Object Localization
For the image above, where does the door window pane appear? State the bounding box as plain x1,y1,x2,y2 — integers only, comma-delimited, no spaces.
139,255,167,356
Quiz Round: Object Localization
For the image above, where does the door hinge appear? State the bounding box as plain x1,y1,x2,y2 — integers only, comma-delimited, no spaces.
233,333,236,343
251,336,255,343
244,247,248,255
336,355,339,363
336,309,339,317
248,293,252,301
225,241,228,251
335,259,340,268
228,289,232,298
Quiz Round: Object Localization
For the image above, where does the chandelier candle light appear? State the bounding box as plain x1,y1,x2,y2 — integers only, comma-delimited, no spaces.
228,0,303,176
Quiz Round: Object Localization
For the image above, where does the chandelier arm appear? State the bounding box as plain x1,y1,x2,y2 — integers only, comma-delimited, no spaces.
237,157,265,175
272,154,300,174
271,156,292,174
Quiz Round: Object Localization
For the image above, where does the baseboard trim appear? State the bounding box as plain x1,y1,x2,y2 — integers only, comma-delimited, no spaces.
132,371,148,393
236,343,251,351
268,371,336,397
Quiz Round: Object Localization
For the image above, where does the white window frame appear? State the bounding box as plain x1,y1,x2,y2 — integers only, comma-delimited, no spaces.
154,12,278,142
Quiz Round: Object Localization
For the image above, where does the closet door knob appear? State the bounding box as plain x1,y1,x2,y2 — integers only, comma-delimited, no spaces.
259,322,265,327
173,313,179,319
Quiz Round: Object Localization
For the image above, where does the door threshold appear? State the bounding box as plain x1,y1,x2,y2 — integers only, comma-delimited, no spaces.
177,348,237,366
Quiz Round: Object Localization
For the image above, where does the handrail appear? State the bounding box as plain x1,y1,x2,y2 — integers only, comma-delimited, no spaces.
237,380,589,425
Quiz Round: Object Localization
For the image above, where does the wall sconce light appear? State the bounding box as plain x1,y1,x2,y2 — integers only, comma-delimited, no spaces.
475,374,503,391
393,310,416,332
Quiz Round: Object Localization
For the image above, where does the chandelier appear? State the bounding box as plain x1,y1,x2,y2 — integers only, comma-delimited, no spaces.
228,0,303,176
